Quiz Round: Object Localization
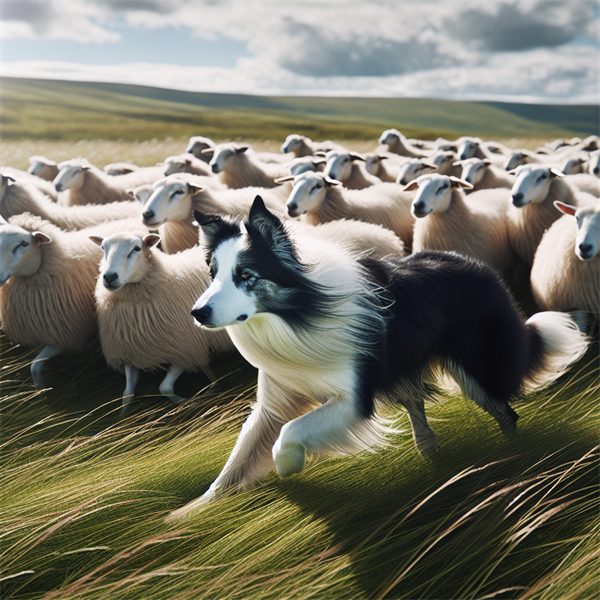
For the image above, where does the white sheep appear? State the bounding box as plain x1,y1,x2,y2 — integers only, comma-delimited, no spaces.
395,158,437,186
1,174,143,230
364,153,407,183
456,136,506,167
457,158,515,191
141,174,287,254
2,166,60,201
28,156,59,181
286,156,326,177
559,153,589,175
129,183,155,205
185,136,215,163
280,134,340,157
323,150,381,189
588,150,600,177
530,200,599,332
377,129,428,158
284,171,415,251
0,213,146,388
562,173,600,197
405,174,515,275
163,153,213,177
53,158,164,206
208,143,289,192
507,165,584,265
90,232,234,415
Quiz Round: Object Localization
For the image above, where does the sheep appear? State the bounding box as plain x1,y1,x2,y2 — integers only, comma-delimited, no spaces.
507,165,584,265
129,183,155,205
163,153,213,177
322,150,381,189
2,166,60,201
457,158,515,191
284,171,415,251
456,137,506,167
559,153,590,175
562,173,600,197
428,150,462,177
1,174,143,230
396,158,438,186
90,232,234,415
377,129,428,158
405,174,515,276
53,158,164,206
505,149,548,172
530,200,599,332
103,162,139,176
280,134,340,157
286,156,326,177
208,143,289,192
185,136,216,163
588,150,600,177
364,153,407,183
28,156,59,181
0,213,146,388
141,174,287,254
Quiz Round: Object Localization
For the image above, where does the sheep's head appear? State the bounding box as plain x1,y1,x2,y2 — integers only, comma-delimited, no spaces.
53,159,91,192
164,154,194,176
404,174,472,218
90,232,160,291
457,137,482,161
364,153,387,176
588,150,600,177
505,150,533,172
558,154,587,176
555,201,600,261
129,184,154,205
430,151,457,175
323,151,364,183
459,158,491,186
186,136,215,162
0,222,51,286
396,159,437,186
378,129,402,147
209,144,248,174
286,172,340,218
0,173,16,204
281,134,306,155
286,156,326,177
142,176,200,227
27,155,58,180
509,165,563,208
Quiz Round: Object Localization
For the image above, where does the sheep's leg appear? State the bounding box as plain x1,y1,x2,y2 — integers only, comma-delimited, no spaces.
121,365,141,417
31,345,62,388
404,395,438,456
159,365,186,404
570,311,588,334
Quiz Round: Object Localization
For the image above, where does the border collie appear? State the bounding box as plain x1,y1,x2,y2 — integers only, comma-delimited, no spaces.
168,195,587,520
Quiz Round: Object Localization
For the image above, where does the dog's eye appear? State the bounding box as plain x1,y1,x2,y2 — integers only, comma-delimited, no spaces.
240,271,251,280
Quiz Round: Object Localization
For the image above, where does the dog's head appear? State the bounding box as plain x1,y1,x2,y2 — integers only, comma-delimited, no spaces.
191,195,320,329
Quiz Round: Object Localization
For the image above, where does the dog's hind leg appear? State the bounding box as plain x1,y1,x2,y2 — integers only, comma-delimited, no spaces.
397,382,438,456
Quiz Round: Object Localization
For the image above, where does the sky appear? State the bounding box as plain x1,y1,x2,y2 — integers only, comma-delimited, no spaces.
1,0,599,104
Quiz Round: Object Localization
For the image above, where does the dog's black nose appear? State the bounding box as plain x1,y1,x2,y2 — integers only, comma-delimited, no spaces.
191,305,212,324
103,272,118,285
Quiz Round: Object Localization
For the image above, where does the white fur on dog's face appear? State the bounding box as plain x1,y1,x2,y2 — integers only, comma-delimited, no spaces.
192,236,258,328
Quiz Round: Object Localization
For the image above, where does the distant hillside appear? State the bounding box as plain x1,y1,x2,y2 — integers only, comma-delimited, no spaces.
0,77,595,142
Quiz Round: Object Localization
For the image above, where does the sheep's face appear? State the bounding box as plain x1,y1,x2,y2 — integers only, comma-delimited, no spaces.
460,158,488,186
588,151,600,177
457,139,480,161
505,151,531,172
28,156,58,180
409,174,456,218
574,207,600,261
130,184,154,205
379,129,402,146
142,178,194,226
431,152,457,175
286,172,335,218
510,165,561,207
288,157,325,177
93,233,160,291
324,151,362,183
0,225,50,285
281,134,303,154
186,136,214,162
210,144,247,174
559,156,586,176
397,159,436,186
365,154,383,176
163,155,191,176
53,163,86,192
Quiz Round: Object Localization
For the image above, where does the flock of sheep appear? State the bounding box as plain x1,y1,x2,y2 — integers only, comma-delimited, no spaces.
1,128,598,414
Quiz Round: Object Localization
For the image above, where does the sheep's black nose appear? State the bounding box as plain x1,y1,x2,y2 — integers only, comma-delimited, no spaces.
54,182,63,192
512,192,524,206
103,272,118,285
579,243,593,257
594,167,599,175
287,201,298,212
460,153,468,160
211,164,219,174
191,305,212,324
142,210,155,222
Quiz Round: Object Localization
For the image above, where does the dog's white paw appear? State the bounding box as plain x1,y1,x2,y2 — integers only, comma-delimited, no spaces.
273,437,305,478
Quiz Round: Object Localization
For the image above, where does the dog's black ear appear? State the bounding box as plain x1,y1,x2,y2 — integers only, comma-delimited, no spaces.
193,210,240,253
248,196,295,258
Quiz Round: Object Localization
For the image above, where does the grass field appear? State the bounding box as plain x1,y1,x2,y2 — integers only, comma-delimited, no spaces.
1,81,599,599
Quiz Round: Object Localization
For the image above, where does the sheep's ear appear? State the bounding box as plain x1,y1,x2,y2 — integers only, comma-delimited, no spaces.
482,159,492,167
506,168,518,175
313,158,327,166
187,182,204,196
125,189,135,199
449,176,473,189
32,231,52,245
421,162,437,171
549,168,565,178
378,155,388,161
314,151,327,158
554,201,577,216
349,153,366,162
89,235,104,247
248,195,295,258
2,174,16,186
143,234,161,248
274,175,295,183
402,180,419,191
235,146,248,154
324,176,342,187
200,148,214,155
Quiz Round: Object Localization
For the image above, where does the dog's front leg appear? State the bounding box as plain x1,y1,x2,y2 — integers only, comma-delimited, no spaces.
167,371,309,520
273,395,365,478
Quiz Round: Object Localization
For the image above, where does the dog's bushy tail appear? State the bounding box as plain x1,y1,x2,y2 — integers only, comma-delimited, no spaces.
524,311,589,389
